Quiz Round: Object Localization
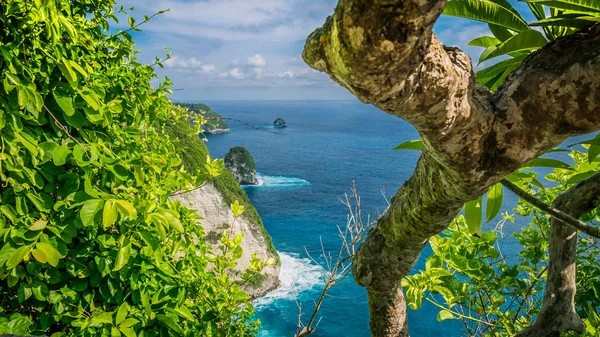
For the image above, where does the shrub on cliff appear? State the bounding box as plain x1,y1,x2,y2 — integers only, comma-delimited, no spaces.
0,1,262,336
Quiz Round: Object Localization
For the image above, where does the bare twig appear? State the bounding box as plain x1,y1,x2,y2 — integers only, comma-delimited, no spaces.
294,183,383,337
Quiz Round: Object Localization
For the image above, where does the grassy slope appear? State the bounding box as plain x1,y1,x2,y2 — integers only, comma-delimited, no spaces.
163,116,279,262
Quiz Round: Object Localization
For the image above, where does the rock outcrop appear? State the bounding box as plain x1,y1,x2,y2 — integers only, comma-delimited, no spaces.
224,147,258,185
273,118,287,127
172,183,280,298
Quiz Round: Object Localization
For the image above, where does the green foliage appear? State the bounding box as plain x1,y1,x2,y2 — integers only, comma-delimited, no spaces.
0,1,263,336
443,0,600,90
225,146,257,172
177,103,229,132
404,149,600,336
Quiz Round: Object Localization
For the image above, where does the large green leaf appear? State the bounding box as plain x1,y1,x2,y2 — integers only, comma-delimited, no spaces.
481,30,547,62
468,36,501,47
80,199,105,227
113,237,131,272
465,195,483,235
6,245,31,269
476,55,527,89
103,199,118,228
392,140,424,151
52,145,71,166
523,0,600,12
443,0,530,32
489,23,514,41
530,15,600,28
36,242,59,267
485,183,503,223
526,157,572,169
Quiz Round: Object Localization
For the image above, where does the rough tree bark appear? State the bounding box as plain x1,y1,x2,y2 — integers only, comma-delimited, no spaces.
515,174,600,337
302,0,600,336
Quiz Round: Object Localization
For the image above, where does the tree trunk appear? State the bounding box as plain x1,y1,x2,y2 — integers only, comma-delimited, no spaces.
303,1,600,335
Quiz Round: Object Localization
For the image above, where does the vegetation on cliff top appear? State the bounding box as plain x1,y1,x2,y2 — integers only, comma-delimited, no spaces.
177,103,229,132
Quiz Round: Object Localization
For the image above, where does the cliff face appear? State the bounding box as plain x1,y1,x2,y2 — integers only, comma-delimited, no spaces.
173,183,280,298
224,146,259,185
163,112,280,298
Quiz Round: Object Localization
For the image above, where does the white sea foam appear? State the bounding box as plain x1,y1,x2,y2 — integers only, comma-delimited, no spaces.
254,252,322,309
251,174,311,188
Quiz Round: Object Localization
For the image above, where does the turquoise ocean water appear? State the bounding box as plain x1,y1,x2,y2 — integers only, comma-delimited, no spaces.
202,100,545,337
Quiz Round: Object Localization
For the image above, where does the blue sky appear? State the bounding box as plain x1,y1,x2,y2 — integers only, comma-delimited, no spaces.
117,0,532,101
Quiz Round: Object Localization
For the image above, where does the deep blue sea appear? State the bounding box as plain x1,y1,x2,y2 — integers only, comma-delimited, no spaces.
201,100,552,337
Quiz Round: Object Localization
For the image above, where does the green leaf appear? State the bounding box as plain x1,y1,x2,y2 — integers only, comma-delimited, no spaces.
119,327,136,337
465,196,483,236
522,0,600,12
32,249,47,264
156,314,183,334
481,30,547,62
80,199,105,227
566,171,599,185
103,200,118,228
36,242,59,267
52,145,71,166
530,15,600,29
485,183,503,223
468,36,501,47
119,318,138,328
29,219,48,231
525,157,572,169
115,200,137,219
53,90,75,116
392,140,424,151
17,87,29,108
91,312,114,324
475,55,526,89
437,310,455,321
58,58,78,85
26,192,53,212
589,145,600,163
113,237,131,272
6,245,30,269
443,0,530,32
489,23,514,41
158,209,184,233
116,302,129,325
231,200,245,217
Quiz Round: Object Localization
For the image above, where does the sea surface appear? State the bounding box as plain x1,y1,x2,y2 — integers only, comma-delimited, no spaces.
201,100,554,337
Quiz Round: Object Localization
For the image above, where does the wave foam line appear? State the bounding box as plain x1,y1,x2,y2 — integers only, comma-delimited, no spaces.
254,253,322,309
253,174,311,188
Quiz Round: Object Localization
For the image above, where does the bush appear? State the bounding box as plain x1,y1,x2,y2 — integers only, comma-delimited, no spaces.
0,1,261,336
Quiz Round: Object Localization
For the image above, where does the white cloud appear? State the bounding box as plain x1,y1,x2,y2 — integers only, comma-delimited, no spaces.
202,64,216,73
220,67,246,79
163,55,203,69
248,54,267,68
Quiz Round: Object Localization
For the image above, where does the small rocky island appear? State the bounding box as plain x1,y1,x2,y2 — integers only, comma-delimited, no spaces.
178,103,230,134
224,146,258,185
273,118,287,128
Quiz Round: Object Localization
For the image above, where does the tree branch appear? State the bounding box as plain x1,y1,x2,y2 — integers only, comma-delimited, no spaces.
501,178,600,238
515,173,600,337
303,0,600,334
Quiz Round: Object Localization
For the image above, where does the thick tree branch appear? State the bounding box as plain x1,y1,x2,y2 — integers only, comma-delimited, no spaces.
303,0,600,334
501,178,600,238
515,173,600,337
